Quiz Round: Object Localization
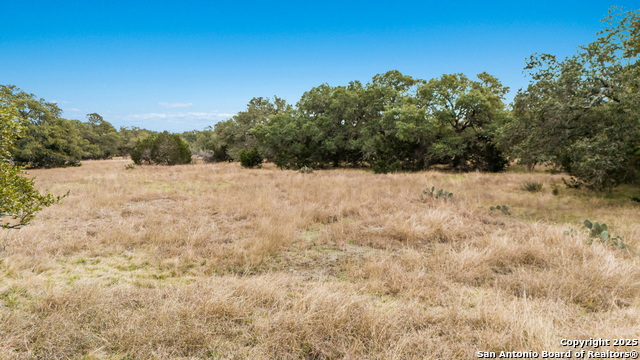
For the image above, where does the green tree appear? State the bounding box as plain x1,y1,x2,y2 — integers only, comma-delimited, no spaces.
358,71,431,172
118,126,156,157
504,7,640,189
253,70,509,173
0,85,84,168
254,79,382,170
14,117,85,168
191,127,232,162
131,131,192,165
417,72,509,171
253,109,321,169
179,130,199,146
256,70,429,172
0,103,61,232
212,97,290,161
80,113,121,159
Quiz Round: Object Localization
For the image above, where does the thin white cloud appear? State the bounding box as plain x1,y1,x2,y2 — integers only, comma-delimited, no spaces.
126,112,235,121
157,102,194,108
66,108,82,112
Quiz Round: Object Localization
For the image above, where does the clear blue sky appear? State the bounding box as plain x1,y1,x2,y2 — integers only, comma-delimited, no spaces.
1,1,637,132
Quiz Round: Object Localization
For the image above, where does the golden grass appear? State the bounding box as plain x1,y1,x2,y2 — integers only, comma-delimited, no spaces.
0,159,639,359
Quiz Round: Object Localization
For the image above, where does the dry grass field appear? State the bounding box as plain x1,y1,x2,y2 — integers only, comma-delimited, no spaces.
1,159,639,359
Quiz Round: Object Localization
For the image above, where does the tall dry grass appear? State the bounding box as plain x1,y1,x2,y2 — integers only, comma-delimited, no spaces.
0,159,638,359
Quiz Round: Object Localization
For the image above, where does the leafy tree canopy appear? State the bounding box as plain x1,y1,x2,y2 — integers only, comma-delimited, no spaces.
502,7,640,190
131,131,192,165
0,103,62,232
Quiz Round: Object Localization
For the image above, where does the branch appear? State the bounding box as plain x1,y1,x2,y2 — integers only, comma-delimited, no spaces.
1,223,28,230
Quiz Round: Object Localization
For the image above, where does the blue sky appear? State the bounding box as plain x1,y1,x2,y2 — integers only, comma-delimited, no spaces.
1,1,637,132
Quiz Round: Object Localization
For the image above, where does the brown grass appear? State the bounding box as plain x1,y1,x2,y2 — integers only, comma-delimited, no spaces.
0,159,639,359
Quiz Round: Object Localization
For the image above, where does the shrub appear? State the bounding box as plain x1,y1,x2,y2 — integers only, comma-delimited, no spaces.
521,181,543,192
298,166,313,174
1,161,64,232
239,148,263,168
131,132,191,165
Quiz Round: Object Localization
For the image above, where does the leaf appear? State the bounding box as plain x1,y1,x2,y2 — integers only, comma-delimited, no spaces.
584,220,593,229
600,231,609,242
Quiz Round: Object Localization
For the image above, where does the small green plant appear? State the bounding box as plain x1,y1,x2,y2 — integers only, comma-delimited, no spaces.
583,220,628,249
489,205,511,215
124,163,135,170
631,196,640,203
551,183,560,196
239,148,263,168
298,166,313,174
521,181,543,192
423,186,453,200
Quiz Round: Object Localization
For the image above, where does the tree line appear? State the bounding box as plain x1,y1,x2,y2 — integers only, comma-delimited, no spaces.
0,84,159,167
1,7,638,192
187,7,640,190
188,71,510,174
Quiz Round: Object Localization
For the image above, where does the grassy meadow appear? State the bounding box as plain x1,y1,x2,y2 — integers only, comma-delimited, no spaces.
1,159,639,359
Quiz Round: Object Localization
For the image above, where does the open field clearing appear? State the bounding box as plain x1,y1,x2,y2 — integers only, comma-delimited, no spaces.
1,159,639,359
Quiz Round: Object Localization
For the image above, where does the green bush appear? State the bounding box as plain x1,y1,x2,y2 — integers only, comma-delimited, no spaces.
1,162,64,230
131,132,191,165
521,181,543,192
239,148,263,168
